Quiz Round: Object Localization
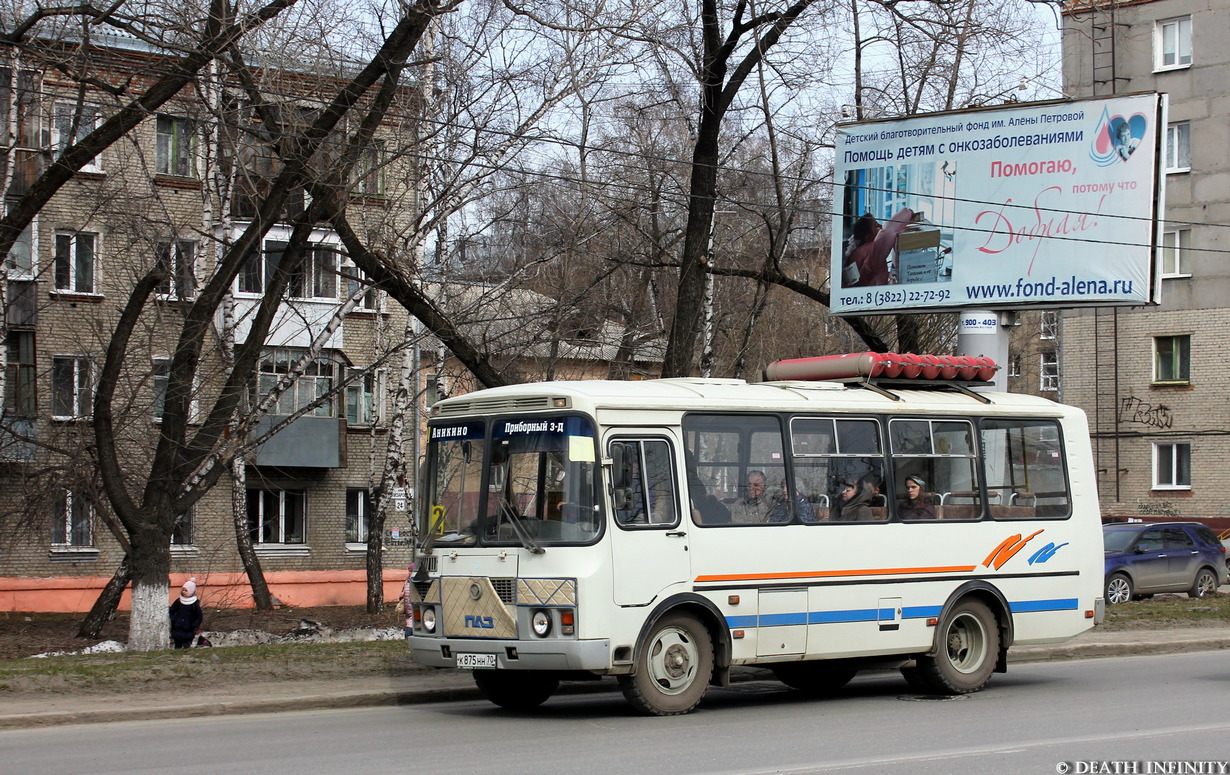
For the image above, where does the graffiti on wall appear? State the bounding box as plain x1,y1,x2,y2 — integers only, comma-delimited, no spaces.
1120,396,1174,429
1137,500,1182,519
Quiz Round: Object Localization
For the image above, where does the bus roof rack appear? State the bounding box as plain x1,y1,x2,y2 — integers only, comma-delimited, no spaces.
762,352,998,404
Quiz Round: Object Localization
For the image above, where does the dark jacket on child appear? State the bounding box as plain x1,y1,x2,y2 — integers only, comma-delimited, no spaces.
169,598,203,647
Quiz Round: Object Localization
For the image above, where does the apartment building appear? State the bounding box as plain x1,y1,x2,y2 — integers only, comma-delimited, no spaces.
1061,0,1230,529
0,35,427,611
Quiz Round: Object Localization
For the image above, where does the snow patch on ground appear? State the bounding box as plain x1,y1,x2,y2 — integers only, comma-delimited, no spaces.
28,621,402,657
31,640,126,658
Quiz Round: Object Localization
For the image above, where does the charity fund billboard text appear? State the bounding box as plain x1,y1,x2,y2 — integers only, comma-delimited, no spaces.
831,93,1164,315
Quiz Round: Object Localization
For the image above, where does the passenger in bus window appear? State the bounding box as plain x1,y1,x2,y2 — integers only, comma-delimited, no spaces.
898,475,937,520
833,477,873,521
732,470,773,523
767,482,817,523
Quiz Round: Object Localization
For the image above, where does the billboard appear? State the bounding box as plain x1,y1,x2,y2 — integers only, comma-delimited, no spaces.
830,93,1164,316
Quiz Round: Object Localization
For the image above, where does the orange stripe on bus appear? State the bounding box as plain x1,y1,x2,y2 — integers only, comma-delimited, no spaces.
694,566,978,583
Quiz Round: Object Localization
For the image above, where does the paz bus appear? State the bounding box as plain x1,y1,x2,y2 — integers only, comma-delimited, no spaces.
405,352,1104,716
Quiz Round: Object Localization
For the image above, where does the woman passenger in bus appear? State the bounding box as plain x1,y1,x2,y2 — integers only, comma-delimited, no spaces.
898,475,937,520
832,477,873,521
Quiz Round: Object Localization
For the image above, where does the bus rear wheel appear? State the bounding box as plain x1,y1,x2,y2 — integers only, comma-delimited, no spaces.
619,612,713,716
906,599,999,695
473,671,559,710
771,660,858,695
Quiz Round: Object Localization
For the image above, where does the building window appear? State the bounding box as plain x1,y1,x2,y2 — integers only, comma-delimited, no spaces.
53,101,102,172
1040,311,1057,340
1160,229,1191,278
52,490,93,547
355,142,385,197
153,358,200,423
257,348,335,417
246,488,306,544
1153,442,1191,489
342,261,379,310
345,369,381,425
1008,354,1021,378
5,207,34,278
289,245,338,300
1154,334,1190,384
1155,16,1193,71
52,356,92,419
5,331,36,418
54,231,96,293
155,240,197,299
239,240,283,295
346,489,372,543
156,116,197,177
0,68,41,148
171,508,194,546
1039,351,1059,392
1165,122,1190,173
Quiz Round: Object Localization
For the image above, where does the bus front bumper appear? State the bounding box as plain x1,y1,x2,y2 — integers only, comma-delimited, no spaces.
407,635,613,673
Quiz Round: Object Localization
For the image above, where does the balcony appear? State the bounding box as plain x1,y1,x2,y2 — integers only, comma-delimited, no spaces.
250,415,343,468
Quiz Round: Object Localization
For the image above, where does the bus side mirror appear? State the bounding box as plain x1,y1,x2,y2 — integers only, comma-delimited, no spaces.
613,486,633,511
611,444,629,488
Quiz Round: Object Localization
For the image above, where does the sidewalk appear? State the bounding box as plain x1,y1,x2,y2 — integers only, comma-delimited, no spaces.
1,626,1226,729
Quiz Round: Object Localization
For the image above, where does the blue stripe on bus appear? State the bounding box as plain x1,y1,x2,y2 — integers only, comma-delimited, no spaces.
1009,598,1079,613
808,609,880,624
725,599,1080,629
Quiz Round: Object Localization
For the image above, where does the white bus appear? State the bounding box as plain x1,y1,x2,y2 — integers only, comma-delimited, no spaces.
406,354,1104,716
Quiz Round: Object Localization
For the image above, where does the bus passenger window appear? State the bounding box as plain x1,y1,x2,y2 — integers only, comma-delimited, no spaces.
789,417,885,523
891,418,980,520
980,419,1071,519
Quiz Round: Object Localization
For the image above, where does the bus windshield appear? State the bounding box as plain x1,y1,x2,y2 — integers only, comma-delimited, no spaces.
422,415,602,547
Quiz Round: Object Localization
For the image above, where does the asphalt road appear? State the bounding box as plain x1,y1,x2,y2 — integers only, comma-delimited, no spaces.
4,650,1229,775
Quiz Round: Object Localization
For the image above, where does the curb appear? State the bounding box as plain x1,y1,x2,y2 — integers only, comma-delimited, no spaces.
2,636,1226,729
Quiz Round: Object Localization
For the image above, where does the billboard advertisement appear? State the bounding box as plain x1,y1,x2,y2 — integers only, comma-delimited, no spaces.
830,93,1164,316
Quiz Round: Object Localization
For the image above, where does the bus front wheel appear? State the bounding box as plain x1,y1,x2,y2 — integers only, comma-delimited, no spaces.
619,612,714,716
473,671,559,710
906,599,999,695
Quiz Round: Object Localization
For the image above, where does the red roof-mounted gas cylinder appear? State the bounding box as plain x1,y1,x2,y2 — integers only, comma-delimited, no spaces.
762,352,997,383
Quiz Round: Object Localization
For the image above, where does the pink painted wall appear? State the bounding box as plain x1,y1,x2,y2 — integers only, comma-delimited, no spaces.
0,569,412,612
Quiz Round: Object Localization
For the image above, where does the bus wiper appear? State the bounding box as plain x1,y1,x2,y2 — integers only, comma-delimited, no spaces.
499,500,545,555
417,507,449,557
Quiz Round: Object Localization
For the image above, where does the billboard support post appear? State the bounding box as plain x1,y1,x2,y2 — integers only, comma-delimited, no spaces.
957,309,1013,393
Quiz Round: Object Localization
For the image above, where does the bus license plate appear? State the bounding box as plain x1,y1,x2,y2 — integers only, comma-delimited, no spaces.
456,653,496,669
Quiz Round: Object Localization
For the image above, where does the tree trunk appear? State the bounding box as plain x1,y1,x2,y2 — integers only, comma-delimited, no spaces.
126,540,173,651
896,314,921,353
367,317,416,612
77,557,131,639
232,456,275,609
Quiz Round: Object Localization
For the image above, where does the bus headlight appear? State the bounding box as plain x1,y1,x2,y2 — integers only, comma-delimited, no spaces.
422,606,437,634
531,609,552,637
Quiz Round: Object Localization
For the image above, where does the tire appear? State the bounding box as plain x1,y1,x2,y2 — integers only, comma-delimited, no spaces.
1105,573,1133,605
473,671,559,710
910,599,1000,695
1189,568,1219,599
618,612,713,716
771,660,858,696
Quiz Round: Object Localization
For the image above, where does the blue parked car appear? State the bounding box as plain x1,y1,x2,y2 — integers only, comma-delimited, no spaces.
1103,522,1228,605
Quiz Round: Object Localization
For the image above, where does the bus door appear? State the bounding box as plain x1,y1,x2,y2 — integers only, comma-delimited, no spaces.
608,436,691,606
